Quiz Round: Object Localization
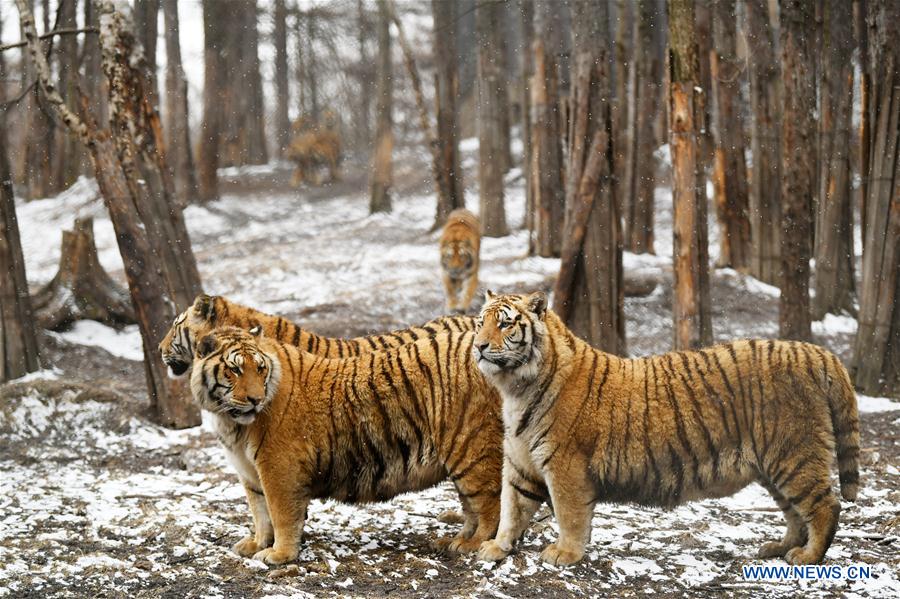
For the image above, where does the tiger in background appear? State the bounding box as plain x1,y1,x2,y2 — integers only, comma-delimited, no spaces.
190,325,503,565
159,293,473,378
286,111,341,186
473,292,859,566
439,209,481,314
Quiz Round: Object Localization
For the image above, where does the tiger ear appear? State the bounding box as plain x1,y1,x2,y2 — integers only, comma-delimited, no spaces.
192,294,215,322
196,333,218,358
248,324,263,338
484,289,497,303
526,292,547,318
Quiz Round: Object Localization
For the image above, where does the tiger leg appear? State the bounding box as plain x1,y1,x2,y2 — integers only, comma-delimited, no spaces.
773,461,840,564
433,494,477,553
478,458,543,561
233,484,274,557
757,480,808,559
540,469,595,566
291,168,302,187
459,272,479,313
253,475,310,565
442,273,461,312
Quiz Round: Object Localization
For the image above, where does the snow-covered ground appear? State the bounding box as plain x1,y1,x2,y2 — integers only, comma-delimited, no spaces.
3,146,899,597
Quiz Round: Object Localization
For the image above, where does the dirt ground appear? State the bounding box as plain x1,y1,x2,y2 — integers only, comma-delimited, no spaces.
1,154,898,598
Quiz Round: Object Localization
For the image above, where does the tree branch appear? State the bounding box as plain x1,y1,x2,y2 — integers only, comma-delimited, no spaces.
0,27,99,53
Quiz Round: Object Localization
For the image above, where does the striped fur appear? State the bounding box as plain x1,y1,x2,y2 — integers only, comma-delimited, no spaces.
190,326,503,565
439,209,481,314
159,294,474,377
474,292,860,567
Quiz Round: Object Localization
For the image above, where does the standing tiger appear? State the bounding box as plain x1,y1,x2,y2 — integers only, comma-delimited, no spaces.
473,292,859,566
159,294,473,377
190,326,503,565
286,112,342,186
439,209,481,314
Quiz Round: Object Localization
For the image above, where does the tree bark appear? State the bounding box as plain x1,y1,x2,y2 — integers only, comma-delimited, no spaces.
745,0,781,287
613,0,633,228
623,0,662,255
369,0,393,214
778,0,815,341
813,0,855,318
854,0,870,257
553,0,625,355
51,0,79,192
133,0,159,108
431,0,465,228
83,0,106,138
306,10,320,121
162,0,197,205
0,73,41,381
23,0,54,200
693,0,715,168
530,1,564,256
519,0,535,251
244,1,268,165
197,0,224,202
356,0,373,149
476,0,509,237
710,0,752,270
273,0,290,158
15,0,201,427
668,0,712,350
853,0,900,396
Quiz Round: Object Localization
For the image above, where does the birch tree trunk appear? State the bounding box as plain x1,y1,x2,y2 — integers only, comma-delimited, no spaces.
813,0,855,318
668,0,712,350
778,0,815,341
369,0,393,214
553,0,625,355
162,0,197,205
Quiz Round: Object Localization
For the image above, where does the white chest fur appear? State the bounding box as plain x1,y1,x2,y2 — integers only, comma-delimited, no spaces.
212,415,262,489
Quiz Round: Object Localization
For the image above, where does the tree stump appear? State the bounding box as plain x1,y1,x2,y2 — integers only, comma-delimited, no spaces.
32,218,135,331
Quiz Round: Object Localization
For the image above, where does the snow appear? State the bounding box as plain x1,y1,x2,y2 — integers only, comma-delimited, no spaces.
50,321,144,362
857,395,900,414
812,313,859,336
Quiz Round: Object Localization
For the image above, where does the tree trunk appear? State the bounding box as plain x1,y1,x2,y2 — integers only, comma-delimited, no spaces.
0,82,41,381
356,0,373,150
530,1,564,256
134,0,159,108
83,0,107,141
553,0,625,355
476,0,509,237
613,0,633,227
162,0,197,205
431,0,465,228
244,1,268,165
854,0,870,257
15,0,201,428
273,0,290,158
813,0,855,318
778,0,815,341
623,0,662,254
31,218,135,330
197,0,224,202
693,0,715,168
23,1,54,200
710,0,752,270
745,0,781,287
853,0,900,396
369,0,393,214
668,0,712,350
52,0,79,192
307,10,320,121
519,0,535,250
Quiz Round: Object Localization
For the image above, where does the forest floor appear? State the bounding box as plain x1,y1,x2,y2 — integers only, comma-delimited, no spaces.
2,144,899,598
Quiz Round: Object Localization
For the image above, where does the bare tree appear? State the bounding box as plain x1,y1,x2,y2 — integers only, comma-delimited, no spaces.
668,0,712,350
710,0,751,270
134,0,159,106
162,0,197,204
518,0,535,250
273,0,291,157
553,0,625,354
813,0,855,318
853,0,870,254
778,0,815,341
853,0,900,396
745,0,781,286
23,0,54,199
197,0,225,202
530,0,564,256
356,0,373,148
83,0,106,132
475,0,508,236
244,1,267,165
52,0,79,191
369,0,393,213
613,0,633,222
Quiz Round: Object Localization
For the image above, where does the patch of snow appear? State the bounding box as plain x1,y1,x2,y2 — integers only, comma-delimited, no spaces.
50,322,144,361
459,137,479,153
856,394,900,413
10,368,63,383
812,313,858,336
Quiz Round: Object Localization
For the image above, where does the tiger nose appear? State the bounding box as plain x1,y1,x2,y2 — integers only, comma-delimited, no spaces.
476,342,490,353
247,397,262,406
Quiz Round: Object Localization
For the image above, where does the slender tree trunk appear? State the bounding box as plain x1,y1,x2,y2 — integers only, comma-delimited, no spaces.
23,0,54,200
357,0,373,150
244,1,268,165
294,9,306,117
431,0,465,228
162,0,197,205
134,0,159,107
853,0,870,260
624,0,662,254
710,0,752,270
83,0,106,139
853,0,900,396
530,2,565,256
0,46,41,381
745,0,781,286
553,0,624,354
307,10,319,121
813,0,855,318
519,0,535,248
197,0,224,202
613,0,632,226
693,0,714,169
51,0,79,192
778,0,815,341
476,0,508,237
668,0,712,350
273,0,290,157
369,0,393,213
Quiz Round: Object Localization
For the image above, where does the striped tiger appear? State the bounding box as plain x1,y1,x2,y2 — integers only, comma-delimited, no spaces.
473,291,860,566
439,208,481,314
190,325,502,565
159,294,473,377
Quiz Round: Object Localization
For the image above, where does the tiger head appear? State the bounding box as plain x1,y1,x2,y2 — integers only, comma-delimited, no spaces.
440,239,477,279
473,291,548,382
189,326,281,425
159,294,227,378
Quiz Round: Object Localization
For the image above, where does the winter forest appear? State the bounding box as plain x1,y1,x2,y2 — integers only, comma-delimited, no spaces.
0,0,898,596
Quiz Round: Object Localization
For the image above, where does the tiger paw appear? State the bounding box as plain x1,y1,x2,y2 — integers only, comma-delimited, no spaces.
436,509,465,525
757,541,789,559
540,543,584,566
447,535,483,555
233,535,264,558
253,547,298,566
477,539,511,562
784,547,819,565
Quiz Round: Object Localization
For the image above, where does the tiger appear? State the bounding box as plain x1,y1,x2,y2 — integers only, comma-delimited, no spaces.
189,325,503,565
159,293,473,378
439,208,481,314
286,112,341,186
472,291,860,566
